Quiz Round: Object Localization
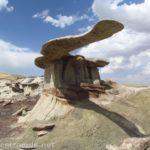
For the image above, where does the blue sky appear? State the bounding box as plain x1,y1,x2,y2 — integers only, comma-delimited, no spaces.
0,0,94,50
0,0,150,85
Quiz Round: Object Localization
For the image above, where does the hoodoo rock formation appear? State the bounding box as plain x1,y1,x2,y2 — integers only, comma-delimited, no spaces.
19,20,124,122
1,21,150,150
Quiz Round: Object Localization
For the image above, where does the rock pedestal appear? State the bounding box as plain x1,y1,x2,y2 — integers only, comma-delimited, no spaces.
44,55,101,88
19,20,124,122
41,55,109,101
34,20,124,94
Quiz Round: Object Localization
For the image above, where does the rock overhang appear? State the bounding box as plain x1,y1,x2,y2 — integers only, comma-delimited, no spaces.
35,55,109,69
35,20,124,69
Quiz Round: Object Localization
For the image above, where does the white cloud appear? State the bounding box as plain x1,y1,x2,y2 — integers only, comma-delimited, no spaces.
78,29,150,85
78,29,150,60
33,9,49,19
92,0,150,32
0,39,40,75
142,62,150,75
77,0,150,85
101,56,125,74
129,49,150,69
78,25,92,33
0,0,13,12
33,9,90,28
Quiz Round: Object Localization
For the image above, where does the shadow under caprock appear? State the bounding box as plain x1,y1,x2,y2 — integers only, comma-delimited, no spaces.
77,99,146,137
59,85,149,138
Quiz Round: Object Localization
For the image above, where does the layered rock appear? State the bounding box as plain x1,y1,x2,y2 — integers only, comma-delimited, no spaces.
43,55,108,88
0,77,43,102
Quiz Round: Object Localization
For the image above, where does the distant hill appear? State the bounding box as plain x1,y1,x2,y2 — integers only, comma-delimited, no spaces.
0,73,24,80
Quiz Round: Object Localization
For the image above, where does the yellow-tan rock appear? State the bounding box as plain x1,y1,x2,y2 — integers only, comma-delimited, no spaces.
40,20,123,61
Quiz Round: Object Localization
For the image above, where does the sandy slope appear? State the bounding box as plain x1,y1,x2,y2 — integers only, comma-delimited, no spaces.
0,82,149,150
